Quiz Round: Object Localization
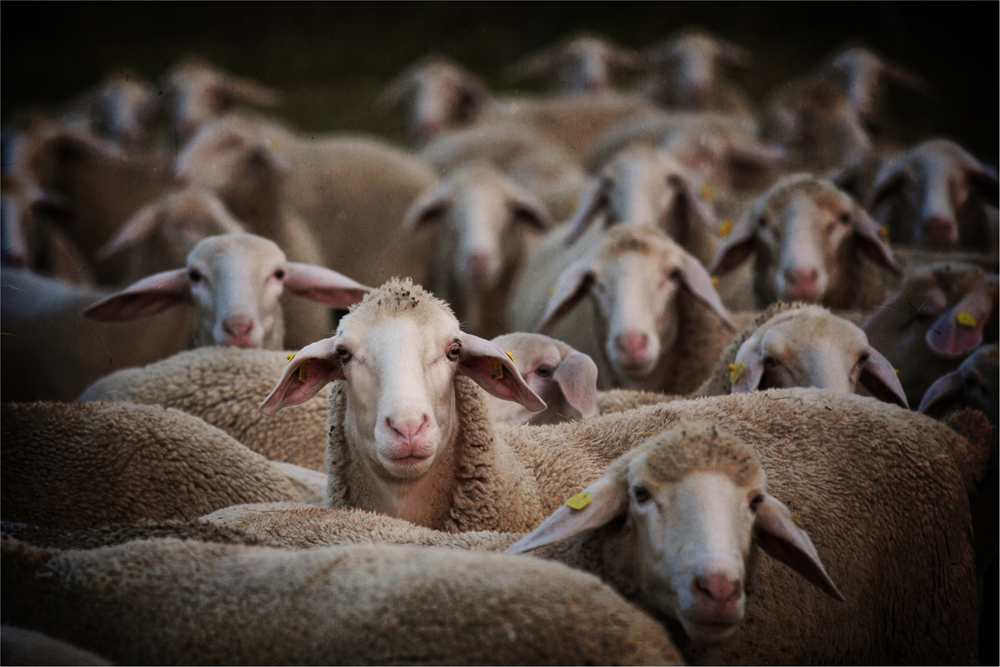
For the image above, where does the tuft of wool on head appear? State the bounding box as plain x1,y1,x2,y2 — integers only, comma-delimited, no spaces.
634,420,762,487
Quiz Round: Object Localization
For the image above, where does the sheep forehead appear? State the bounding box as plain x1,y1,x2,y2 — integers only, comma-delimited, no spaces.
600,226,681,261
342,278,459,338
188,233,284,271
631,422,763,489
760,176,850,219
760,306,865,349
492,332,569,364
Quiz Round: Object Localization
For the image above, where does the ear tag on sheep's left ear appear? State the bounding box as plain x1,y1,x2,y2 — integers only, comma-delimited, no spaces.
878,226,890,243
729,362,745,385
717,219,734,238
490,359,504,380
700,183,714,203
504,350,515,363
789,512,804,530
956,311,977,329
298,361,309,382
286,352,296,362
711,276,720,291
565,492,592,510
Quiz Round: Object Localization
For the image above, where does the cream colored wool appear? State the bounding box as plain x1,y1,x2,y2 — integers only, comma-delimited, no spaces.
78,348,331,472
1,537,683,666
0,402,301,529
1,626,114,666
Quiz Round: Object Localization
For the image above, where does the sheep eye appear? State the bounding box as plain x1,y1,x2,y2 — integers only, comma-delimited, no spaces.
535,365,553,378
838,212,852,224
632,486,652,504
763,356,777,369
757,216,768,228
446,344,461,361
187,268,202,283
335,346,352,362
668,268,682,281
858,353,870,364
273,269,285,280
666,174,682,187
749,494,765,512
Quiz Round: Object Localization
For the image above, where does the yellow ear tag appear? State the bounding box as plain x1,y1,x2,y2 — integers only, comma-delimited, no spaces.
878,226,890,242
728,362,745,385
266,137,284,152
717,218,734,238
700,183,714,203
490,358,504,380
298,361,309,382
790,513,804,530
286,353,296,362
894,368,899,374
711,276,720,291
956,311,977,329
548,286,556,296
504,351,515,363
565,492,592,510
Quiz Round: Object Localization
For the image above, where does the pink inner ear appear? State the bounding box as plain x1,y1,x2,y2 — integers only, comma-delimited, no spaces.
96,204,160,261
859,347,909,408
282,262,371,308
83,269,190,321
926,289,993,358
709,216,756,275
537,261,594,333
731,342,766,393
553,351,599,419
457,333,546,412
258,340,342,417
917,369,964,417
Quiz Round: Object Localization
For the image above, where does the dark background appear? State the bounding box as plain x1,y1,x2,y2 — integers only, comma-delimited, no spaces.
3,2,997,162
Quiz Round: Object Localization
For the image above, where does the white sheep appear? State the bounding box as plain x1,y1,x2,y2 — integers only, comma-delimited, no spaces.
78,347,333,472
513,225,736,393
159,55,281,142
504,33,644,95
60,68,161,152
863,262,999,408
709,173,901,310
402,162,551,337
84,232,369,350
173,112,439,290
484,332,600,425
640,28,755,114
0,401,303,529
866,138,999,249
1,536,683,666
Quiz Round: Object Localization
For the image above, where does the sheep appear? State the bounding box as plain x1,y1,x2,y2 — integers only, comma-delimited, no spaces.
236,385,983,664
0,401,303,530
504,33,644,95
1,537,683,666
84,232,368,350
709,173,901,310
919,343,998,426
693,301,909,407
760,76,872,172
402,162,552,337
173,113,438,289
863,262,999,408
1,626,114,666
484,332,600,425
159,55,282,143
866,138,999,250
78,348,333,472
640,28,755,115
513,225,737,393
815,44,931,136
60,68,161,152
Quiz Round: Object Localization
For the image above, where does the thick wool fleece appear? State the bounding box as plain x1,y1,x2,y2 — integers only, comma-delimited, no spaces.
78,348,331,472
325,375,585,532
1,537,682,666
1,402,301,529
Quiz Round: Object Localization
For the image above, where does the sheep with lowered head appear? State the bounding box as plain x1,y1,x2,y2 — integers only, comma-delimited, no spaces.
919,343,999,426
709,173,901,310
1,536,683,666
0,401,302,529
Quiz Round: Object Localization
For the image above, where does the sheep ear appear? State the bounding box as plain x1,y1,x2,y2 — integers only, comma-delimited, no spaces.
457,333,546,412
731,338,767,393
259,338,343,417
882,62,931,96
674,171,720,235
866,166,907,213
503,180,552,231
926,288,993,357
95,203,163,261
753,494,846,601
563,174,613,246
282,262,371,308
719,39,752,69
505,46,561,82
402,183,451,233
374,72,418,115
968,165,999,206
552,351,600,419
218,77,282,108
506,473,629,554
852,208,901,275
678,253,735,331
83,269,190,321
917,369,964,417
708,213,756,275
859,347,909,408
537,259,594,333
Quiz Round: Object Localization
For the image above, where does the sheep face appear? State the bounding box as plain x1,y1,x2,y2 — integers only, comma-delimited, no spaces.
564,146,716,247
258,279,544,478
863,263,999,407
868,140,999,249
540,226,732,383
919,344,999,425
86,74,159,150
731,306,908,407
711,175,898,308
646,31,749,109
508,422,843,646
484,333,599,425
84,232,370,351
508,36,641,95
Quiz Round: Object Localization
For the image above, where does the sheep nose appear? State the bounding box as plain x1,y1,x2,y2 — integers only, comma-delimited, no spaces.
783,268,821,301
614,331,650,361
172,173,192,190
221,316,256,347
465,252,493,283
386,414,430,446
920,216,957,246
693,573,742,603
